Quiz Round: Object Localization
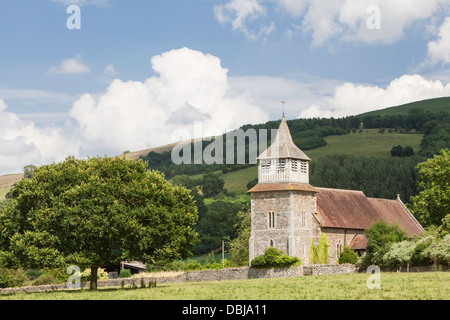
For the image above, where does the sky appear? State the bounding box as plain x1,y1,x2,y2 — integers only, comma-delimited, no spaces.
1,0,450,174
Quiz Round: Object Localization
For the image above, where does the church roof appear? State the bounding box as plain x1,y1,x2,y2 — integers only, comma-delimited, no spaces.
257,114,311,161
349,234,369,250
315,187,423,237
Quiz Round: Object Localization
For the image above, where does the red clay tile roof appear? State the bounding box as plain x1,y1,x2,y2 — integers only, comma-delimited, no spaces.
349,234,369,250
316,187,423,236
249,183,319,193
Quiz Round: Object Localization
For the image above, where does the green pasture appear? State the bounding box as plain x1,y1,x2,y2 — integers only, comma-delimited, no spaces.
1,272,448,300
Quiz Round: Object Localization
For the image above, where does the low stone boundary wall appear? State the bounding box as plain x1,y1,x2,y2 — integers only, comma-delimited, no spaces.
159,265,305,284
304,264,359,276
0,264,361,294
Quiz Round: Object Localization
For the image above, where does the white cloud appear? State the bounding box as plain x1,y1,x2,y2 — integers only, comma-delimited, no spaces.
47,55,90,75
427,17,450,65
214,0,275,39
214,0,449,45
104,64,118,77
0,86,74,103
299,74,450,118
69,47,270,156
0,99,79,175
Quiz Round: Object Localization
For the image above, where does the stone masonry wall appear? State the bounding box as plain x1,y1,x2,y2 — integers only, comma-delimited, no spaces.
0,265,362,294
250,190,318,264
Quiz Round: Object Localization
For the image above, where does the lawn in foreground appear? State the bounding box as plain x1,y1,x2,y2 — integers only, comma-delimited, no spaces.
1,272,448,300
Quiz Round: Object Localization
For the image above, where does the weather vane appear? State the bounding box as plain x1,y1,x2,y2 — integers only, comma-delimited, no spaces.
281,100,286,116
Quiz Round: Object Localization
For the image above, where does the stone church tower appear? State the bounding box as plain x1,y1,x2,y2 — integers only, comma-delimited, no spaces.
248,114,424,265
248,114,320,265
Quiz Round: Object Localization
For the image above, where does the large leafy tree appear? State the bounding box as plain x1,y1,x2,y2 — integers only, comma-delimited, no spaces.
408,149,450,228
0,156,198,290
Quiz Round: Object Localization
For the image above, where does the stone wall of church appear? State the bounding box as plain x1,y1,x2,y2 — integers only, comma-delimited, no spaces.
322,228,365,264
249,190,318,265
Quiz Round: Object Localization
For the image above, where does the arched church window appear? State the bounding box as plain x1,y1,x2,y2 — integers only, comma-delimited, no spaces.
268,211,276,228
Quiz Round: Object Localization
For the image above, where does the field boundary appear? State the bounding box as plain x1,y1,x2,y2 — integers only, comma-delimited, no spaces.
0,264,359,294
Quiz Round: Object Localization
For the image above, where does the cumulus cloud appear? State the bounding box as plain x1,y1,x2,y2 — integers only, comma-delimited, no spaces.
214,0,449,45
69,47,270,156
214,0,275,39
427,17,450,65
0,99,79,175
299,74,450,118
47,55,90,75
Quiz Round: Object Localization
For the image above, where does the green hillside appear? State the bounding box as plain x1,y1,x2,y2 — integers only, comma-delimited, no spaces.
222,129,424,194
359,97,450,117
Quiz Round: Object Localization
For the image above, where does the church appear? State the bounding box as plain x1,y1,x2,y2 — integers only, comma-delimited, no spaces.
248,114,424,265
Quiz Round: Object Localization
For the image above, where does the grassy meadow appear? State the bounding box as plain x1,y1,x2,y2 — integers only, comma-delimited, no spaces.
1,272,448,300
360,97,450,117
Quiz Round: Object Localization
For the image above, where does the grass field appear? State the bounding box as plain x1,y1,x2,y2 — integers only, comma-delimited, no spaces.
1,272,448,300
0,187,10,202
359,97,450,116
222,130,423,194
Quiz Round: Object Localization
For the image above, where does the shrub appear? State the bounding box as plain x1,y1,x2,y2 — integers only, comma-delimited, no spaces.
263,247,284,265
309,233,329,265
81,267,109,282
411,236,435,266
338,246,358,264
274,255,301,267
424,234,450,266
119,269,132,278
0,269,30,288
32,273,60,286
251,247,302,268
202,263,223,270
383,240,416,269
185,261,202,271
363,221,407,268
250,255,266,267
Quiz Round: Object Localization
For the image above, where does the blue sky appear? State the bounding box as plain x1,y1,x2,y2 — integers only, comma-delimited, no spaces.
1,0,450,174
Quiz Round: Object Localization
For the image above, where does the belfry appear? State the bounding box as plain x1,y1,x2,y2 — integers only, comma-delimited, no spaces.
248,114,423,265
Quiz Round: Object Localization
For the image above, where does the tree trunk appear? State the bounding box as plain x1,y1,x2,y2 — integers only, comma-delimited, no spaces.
90,266,98,291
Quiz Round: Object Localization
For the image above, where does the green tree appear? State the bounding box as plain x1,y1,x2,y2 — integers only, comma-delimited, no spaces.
23,165,37,179
194,200,241,254
228,205,251,266
309,239,320,265
201,173,225,198
401,146,414,157
408,149,450,228
318,233,329,264
0,156,198,290
390,145,403,157
362,221,408,268
383,240,416,270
